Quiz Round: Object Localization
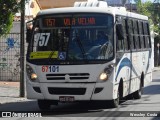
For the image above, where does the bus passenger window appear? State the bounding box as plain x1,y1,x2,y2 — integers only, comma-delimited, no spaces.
122,19,129,51
117,39,124,52
133,20,140,50
127,19,135,50
143,22,150,48
116,20,124,52
147,23,151,48
138,21,145,49
125,19,130,50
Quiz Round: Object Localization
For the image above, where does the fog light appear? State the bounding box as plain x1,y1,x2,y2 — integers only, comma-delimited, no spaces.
99,73,108,81
31,73,37,80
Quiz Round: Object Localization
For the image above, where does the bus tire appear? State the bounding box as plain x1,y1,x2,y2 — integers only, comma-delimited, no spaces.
119,79,123,100
37,100,51,110
110,90,119,108
132,82,142,99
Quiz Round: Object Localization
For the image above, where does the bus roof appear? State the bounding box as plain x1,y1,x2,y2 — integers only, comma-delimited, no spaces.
37,1,148,21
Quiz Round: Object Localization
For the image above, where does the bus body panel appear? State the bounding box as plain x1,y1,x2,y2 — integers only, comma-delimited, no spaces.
26,81,116,100
37,7,148,21
26,81,44,99
115,49,152,97
35,64,107,83
26,62,116,100
26,75,116,100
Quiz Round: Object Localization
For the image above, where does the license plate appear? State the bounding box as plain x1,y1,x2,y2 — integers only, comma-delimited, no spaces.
59,96,75,102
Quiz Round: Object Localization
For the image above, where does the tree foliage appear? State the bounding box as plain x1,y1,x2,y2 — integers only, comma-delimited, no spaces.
0,0,21,35
151,1,160,35
136,0,160,36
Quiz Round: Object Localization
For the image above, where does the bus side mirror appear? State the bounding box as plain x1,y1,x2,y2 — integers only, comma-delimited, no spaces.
26,29,32,43
26,21,33,43
116,24,124,40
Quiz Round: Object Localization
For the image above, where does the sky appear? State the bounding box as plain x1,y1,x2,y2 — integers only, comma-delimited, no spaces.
141,0,152,2
143,0,155,2
131,0,157,3
128,0,156,3
16,0,32,16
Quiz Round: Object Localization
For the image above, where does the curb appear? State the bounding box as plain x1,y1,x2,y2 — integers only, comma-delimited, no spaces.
153,67,160,72
0,82,19,88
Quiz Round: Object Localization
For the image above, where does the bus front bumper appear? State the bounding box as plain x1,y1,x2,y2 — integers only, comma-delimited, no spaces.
26,81,114,101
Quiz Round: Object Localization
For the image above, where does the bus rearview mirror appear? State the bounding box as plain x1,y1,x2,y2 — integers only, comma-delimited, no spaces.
26,21,33,43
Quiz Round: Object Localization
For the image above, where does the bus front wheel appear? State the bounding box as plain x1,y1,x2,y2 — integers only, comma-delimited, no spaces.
110,90,119,108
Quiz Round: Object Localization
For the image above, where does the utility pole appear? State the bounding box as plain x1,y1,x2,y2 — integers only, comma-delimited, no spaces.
20,0,25,97
157,43,160,66
130,0,132,12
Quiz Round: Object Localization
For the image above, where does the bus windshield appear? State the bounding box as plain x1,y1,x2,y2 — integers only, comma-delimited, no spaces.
28,13,114,64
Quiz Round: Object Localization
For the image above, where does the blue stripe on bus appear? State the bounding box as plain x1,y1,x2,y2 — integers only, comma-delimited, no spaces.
115,57,131,80
115,53,151,82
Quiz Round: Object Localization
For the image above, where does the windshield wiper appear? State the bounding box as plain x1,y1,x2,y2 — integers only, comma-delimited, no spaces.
75,36,88,60
47,50,57,64
48,51,56,59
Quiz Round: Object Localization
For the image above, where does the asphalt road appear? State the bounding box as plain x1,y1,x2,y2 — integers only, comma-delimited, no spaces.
0,71,160,120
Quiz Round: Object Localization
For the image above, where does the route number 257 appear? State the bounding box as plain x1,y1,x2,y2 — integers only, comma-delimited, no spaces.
34,33,50,46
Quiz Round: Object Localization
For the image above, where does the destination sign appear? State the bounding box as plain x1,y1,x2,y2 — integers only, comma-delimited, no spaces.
42,15,107,27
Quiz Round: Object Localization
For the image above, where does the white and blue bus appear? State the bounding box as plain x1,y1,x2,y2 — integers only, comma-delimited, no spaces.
26,0,152,110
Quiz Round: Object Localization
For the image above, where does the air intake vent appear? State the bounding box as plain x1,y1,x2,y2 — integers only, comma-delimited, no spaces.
46,73,90,81
48,88,86,95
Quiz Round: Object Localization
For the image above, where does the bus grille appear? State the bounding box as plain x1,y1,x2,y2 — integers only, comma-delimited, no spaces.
48,87,86,95
46,73,90,80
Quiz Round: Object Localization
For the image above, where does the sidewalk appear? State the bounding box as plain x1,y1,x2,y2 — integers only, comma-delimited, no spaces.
0,81,19,88
0,81,26,104
0,67,160,105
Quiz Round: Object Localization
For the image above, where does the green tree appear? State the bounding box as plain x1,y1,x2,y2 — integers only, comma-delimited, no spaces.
135,0,160,35
136,0,153,26
151,0,160,36
0,0,21,35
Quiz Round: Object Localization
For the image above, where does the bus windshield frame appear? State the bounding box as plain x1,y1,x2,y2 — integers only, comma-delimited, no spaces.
27,13,114,65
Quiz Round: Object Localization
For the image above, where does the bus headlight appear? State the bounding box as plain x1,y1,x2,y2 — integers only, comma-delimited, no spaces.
26,64,38,81
98,64,114,82
31,73,38,80
99,72,108,81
